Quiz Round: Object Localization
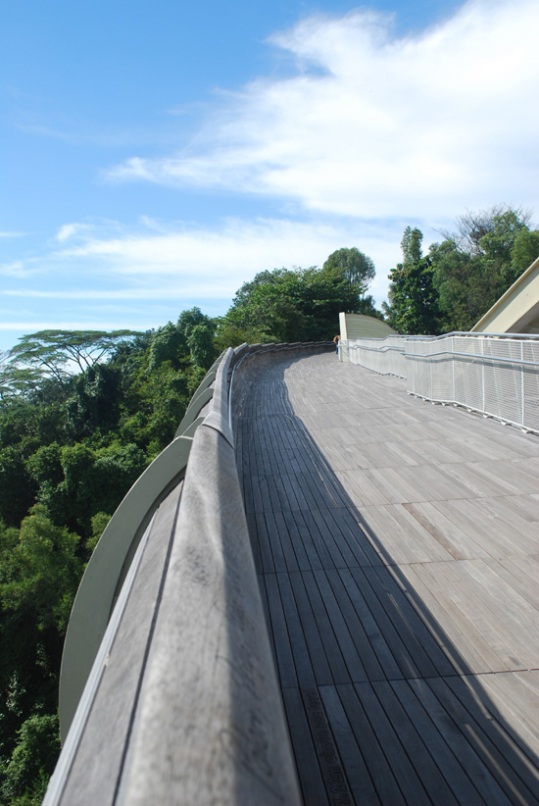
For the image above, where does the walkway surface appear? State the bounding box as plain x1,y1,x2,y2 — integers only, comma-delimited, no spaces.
235,351,539,805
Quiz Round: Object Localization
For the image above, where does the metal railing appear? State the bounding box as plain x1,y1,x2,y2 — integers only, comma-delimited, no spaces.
340,332,539,435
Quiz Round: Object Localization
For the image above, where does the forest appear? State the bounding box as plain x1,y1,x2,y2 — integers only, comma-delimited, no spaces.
0,207,538,803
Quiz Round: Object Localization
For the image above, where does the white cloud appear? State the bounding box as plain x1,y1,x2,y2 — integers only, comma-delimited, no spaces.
106,0,539,219
55,222,93,243
50,217,401,303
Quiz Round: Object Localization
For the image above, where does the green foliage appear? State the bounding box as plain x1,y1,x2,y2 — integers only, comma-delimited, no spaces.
322,247,375,291
187,323,217,369
0,507,82,634
220,257,377,346
431,207,535,331
383,228,442,335
9,329,141,383
511,228,539,274
148,322,186,370
0,449,36,528
0,511,83,799
0,313,211,797
0,357,42,402
86,512,112,555
0,714,60,804
386,207,539,334
66,363,122,439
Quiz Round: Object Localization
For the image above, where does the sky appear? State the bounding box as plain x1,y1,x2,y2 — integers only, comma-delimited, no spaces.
1,0,538,352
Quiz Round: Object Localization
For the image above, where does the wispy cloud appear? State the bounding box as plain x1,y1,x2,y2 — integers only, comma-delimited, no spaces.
51,217,401,301
55,222,93,243
106,0,539,219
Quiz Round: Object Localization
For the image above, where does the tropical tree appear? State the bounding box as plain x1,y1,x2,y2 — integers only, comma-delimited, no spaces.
383,227,442,334
9,330,141,385
431,206,537,331
322,247,375,291
220,259,377,347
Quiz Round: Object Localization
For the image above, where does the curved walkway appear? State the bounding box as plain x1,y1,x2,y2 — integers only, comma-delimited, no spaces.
235,351,539,804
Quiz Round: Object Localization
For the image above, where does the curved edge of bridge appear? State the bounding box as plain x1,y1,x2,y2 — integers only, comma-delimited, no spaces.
45,341,331,805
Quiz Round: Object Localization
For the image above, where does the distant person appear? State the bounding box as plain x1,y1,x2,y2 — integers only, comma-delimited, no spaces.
333,334,340,354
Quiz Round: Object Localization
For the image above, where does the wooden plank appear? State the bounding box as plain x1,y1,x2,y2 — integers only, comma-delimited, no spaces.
409,677,513,804
442,675,539,804
431,675,539,804
301,571,351,685
281,687,329,806
287,571,334,686
354,681,432,805
264,573,298,689
58,485,181,803
300,687,356,805
324,568,385,682
339,567,404,681
275,572,316,688
390,678,485,804
325,683,404,804
348,566,429,680
368,564,456,678
312,569,369,683
266,510,299,573
322,505,382,567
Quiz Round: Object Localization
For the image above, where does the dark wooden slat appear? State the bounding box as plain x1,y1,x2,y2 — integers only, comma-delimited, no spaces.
301,571,351,685
430,675,538,804
288,571,334,686
276,572,317,688
390,678,487,803
281,687,329,806
264,573,298,690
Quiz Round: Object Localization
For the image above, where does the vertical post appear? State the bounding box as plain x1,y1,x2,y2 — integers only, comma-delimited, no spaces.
481,337,485,413
521,339,525,429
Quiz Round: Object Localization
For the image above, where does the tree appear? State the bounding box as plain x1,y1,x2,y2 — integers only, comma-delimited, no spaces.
384,228,442,334
220,261,376,347
509,228,539,274
148,323,186,371
66,363,122,439
9,330,141,385
187,324,217,369
0,510,83,800
0,448,36,527
0,713,60,803
0,354,42,402
431,206,536,331
442,204,532,256
322,248,375,291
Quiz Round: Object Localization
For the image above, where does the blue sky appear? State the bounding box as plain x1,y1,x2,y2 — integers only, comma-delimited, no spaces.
1,0,538,352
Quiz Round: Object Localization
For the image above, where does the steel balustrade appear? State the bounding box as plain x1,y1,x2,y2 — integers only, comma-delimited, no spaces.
340,332,539,435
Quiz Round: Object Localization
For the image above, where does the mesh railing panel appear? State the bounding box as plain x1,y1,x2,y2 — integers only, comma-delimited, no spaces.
342,333,539,434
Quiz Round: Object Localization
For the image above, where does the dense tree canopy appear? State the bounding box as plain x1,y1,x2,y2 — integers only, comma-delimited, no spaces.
383,228,441,335
322,247,375,291
0,315,215,801
217,250,379,348
384,206,539,334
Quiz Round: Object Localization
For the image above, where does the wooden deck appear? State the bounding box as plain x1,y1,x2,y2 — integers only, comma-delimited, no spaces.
235,351,539,805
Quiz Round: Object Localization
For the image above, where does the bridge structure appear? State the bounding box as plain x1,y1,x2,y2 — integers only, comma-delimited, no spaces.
45,338,539,804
